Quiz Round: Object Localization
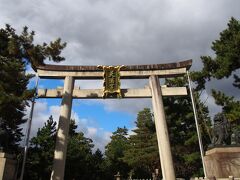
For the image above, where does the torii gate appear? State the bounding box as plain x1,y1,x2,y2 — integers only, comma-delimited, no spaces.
35,59,194,180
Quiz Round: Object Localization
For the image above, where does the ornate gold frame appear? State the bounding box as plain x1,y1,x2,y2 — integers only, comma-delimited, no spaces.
98,65,124,98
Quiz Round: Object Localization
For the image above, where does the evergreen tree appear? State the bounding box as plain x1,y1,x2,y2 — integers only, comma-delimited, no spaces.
65,120,95,180
123,108,159,179
164,78,211,178
90,149,107,180
212,90,240,122
25,118,103,180
0,24,66,152
192,17,240,136
211,90,240,138
105,127,130,179
24,115,57,180
68,119,78,137
192,17,240,90
122,79,211,179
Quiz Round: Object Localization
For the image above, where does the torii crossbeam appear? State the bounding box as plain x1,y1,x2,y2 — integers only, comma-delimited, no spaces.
36,59,192,180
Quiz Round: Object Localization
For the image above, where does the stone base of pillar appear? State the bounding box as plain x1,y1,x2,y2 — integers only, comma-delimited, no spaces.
204,147,240,178
0,152,17,180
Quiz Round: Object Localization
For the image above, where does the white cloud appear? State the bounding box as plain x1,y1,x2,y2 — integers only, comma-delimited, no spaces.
92,131,112,152
22,101,49,143
49,105,61,122
87,127,98,137
102,99,152,114
70,112,112,151
22,100,112,151
2,0,240,149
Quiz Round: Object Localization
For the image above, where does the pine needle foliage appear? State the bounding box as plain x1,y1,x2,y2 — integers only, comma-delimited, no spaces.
0,24,66,152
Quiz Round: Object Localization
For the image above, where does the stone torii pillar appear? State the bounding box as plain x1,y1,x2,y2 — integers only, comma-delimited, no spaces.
149,75,176,180
51,76,74,180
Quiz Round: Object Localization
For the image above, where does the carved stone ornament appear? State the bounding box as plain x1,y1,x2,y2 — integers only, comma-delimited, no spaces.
211,113,230,146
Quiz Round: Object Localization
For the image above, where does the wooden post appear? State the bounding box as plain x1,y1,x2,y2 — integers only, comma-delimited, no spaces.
149,75,176,180
51,76,74,180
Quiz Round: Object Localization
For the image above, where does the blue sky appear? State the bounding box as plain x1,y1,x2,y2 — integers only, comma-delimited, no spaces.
30,69,146,133
72,100,135,132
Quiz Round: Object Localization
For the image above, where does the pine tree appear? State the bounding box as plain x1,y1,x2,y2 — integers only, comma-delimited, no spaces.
212,90,240,122
0,24,66,152
0,56,31,151
24,115,57,180
122,108,159,179
192,17,240,90
191,17,240,137
90,149,106,180
65,120,95,180
211,90,240,138
25,118,103,180
105,127,130,179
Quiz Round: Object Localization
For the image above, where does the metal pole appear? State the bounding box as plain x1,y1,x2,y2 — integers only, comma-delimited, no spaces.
19,74,39,180
186,71,207,177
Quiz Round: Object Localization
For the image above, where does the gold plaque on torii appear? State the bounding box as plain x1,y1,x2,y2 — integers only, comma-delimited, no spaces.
98,65,124,98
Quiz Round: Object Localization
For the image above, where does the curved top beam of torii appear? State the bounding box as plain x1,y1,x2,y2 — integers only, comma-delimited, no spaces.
35,59,192,79
34,59,195,180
